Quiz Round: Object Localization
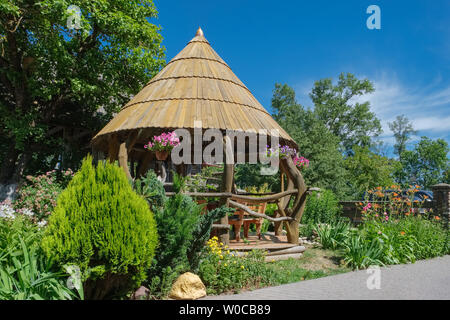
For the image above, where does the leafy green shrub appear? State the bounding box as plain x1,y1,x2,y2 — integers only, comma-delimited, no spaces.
301,190,341,238
265,203,277,216
187,206,231,272
133,170,166,210
340,215,448,269
13,170,74,221
302,190,341,225
361,215,448,264
235,163,281,192
314,220,351,250
148,202,230,299
198,237,275,294
406,217,449,259
342,235,384,270
140,172,200,298
147,192,201,295
0,217,79,300
42,157,158,300
137,171,231,298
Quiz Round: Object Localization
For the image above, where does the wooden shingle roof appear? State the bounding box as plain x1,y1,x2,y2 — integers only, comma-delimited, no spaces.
92,28,296,149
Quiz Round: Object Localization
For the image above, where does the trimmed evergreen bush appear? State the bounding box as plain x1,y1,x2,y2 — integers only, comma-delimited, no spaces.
42,156,158,299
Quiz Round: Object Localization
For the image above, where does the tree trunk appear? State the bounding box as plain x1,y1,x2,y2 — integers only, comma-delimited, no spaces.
0,142,19,184
12,150,31,185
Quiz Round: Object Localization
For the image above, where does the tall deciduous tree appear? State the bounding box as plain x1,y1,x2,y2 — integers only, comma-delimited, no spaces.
399,137,449,189
344,145,398,197
0,0,165,183
388,114,416,159
309,73,382,154
270,83,349,197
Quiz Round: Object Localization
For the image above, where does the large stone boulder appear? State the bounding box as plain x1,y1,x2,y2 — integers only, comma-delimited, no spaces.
169,272,206,300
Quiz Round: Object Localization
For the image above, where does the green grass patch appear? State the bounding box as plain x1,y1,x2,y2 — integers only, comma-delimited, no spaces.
267,246,351,285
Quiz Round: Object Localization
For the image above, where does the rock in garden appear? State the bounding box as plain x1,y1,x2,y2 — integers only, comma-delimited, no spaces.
169,272,206,300
131,286,150,300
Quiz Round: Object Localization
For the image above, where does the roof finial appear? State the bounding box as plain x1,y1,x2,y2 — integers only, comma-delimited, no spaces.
196,27,204,37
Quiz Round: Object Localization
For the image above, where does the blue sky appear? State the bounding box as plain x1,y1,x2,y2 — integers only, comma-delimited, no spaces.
153,0,450,153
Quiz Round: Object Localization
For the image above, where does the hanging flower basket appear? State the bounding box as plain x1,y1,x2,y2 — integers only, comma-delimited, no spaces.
266,144,310,170
144,131,181,161
155,150,169,161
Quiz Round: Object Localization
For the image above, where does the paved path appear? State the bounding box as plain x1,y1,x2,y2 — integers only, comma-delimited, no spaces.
204,255,450,300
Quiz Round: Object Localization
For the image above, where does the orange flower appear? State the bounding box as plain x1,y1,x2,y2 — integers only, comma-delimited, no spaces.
400,231,405,235
435,216,441,221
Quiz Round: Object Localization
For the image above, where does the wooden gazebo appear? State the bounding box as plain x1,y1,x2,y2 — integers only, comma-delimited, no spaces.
91,28,310,245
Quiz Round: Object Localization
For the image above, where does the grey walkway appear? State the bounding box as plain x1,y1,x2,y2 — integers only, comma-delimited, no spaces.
204,255,450,300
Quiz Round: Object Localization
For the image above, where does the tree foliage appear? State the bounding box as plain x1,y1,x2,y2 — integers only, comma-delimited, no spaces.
270,83,349,197
310,73,381,153
0,0,165,182
344,145,397,196
388,115,417,159
399,137,449,188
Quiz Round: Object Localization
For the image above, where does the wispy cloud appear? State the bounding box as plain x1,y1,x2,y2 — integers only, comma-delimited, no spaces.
358,73,450,142
294,72,450,147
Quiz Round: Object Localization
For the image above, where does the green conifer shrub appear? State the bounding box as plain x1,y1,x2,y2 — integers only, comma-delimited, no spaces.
41,156,158,299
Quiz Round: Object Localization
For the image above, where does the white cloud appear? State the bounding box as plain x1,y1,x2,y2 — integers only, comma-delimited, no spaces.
352,72,450,141
294,72,450,147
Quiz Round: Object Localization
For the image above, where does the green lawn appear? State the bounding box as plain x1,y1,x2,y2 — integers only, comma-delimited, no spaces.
266,245,351,285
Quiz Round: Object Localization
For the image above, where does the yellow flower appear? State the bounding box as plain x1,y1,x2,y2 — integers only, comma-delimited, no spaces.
240,265,245,269
224,263,228,267
219,255,223,259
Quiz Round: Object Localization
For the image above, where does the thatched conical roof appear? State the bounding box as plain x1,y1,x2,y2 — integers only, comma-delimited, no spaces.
92,28,296,151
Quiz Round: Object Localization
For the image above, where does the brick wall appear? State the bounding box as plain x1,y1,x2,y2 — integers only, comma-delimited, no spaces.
431,183,450,230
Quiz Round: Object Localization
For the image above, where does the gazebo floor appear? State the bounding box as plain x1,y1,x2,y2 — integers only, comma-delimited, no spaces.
228,232,297,252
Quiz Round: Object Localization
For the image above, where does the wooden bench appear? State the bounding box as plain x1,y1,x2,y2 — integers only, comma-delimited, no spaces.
228,199,267,241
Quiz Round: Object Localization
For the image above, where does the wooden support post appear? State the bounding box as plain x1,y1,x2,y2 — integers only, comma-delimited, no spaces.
137,152,153,177
279,157,308,244
108,134,120,163
130,159,136,178
275,171,285,236
218,162,233,245
218,137,234,245
92,147,99,166
118,142,132,180
117,132,139,180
